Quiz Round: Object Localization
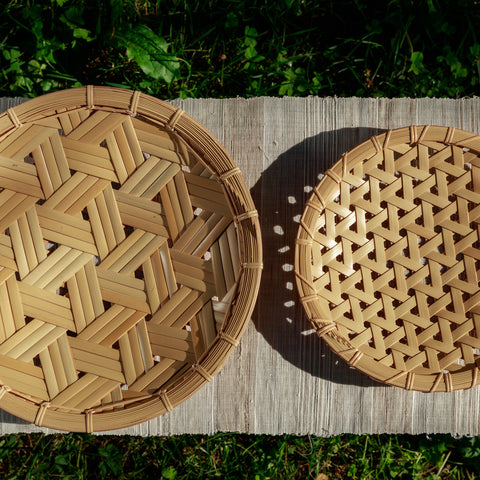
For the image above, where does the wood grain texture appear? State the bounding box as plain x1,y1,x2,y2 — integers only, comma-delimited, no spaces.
2,96,480,435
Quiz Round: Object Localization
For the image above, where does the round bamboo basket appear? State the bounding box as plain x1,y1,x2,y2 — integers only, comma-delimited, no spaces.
0,86,262,431
295,125,480,392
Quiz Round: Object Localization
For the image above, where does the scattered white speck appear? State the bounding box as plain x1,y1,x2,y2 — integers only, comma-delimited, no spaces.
301,329,316,336
284,300,295,307
278,246,290,253
288,196,297,204
274,225,284,235
286,282,294,291
293,214,301,223
282,263,294,272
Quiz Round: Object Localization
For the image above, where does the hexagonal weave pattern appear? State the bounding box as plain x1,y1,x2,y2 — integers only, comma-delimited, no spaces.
296,126,480,392
0,87,262,431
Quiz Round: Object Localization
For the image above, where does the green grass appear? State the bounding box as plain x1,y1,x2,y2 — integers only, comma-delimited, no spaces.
0,433,478,479
1,0,480,98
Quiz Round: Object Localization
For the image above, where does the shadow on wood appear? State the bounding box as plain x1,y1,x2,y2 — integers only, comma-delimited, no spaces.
250,127,388,387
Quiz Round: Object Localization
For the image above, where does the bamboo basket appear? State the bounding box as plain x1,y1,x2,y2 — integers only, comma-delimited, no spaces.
295,125,480,392
0,86,262,431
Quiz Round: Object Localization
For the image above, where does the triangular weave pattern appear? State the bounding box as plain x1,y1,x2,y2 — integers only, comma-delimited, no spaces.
296,126,480,392
0,87,261,431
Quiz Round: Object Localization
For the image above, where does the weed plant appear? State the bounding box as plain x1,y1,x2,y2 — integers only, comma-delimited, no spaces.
1,0,480,98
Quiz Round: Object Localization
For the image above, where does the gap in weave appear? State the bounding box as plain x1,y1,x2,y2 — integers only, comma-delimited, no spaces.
434,225,442,235
24,155,34,165
410,305,419,315
407,288,415,297
398,209,406,219
66,330,77,338
363,191,371,201
454,233,462,242
45,241,58,254
447,174,456,183
394,171,401,178
465,162,472,170
430,185,438,195
57,284,68,296
423,277,431,285
143,152,151,159
36,198,45,206
81,209,89,221
377,309,385,318
24,316,34,325
111,182,121,190
395,319,403,327
393,151,403,161
193,207,203,217
134,267,144,280
445,302,455,313
427,296,435,305
379,200,387,209
463,291,471,302
443,285,451,294
399,228,407,237
33,355,41,367
124,224,134,238
103,300,112,310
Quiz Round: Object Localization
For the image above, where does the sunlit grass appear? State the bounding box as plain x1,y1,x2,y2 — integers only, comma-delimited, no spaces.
0,433,478,479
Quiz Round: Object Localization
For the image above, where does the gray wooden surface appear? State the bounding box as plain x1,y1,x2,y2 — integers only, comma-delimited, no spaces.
1,96,480,436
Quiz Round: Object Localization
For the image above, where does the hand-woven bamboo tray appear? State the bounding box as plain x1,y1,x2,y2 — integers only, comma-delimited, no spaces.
0,86,262,431
296,125,480,392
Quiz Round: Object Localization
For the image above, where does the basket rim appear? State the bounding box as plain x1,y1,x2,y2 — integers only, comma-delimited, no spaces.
0,86,263,431
295,125,480,393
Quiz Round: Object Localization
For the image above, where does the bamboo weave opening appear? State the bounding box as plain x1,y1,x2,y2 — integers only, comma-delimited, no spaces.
0,87,262,431
296,125,480,392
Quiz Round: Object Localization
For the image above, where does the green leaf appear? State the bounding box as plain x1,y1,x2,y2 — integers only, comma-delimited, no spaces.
408,51,425,75
162,466,177,479
73,28,93,41
117,25,180,83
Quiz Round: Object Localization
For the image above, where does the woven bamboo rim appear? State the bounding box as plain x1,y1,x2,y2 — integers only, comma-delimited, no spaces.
295,125,480,392
0,86,262,431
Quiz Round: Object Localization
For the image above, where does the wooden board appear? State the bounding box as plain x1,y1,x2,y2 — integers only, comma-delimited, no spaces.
1,96,480,435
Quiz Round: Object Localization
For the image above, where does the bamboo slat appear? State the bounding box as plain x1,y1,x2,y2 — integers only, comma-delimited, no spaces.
0,87,262,432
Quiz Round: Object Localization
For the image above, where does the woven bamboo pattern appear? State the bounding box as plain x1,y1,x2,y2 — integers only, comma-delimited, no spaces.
0,86,262,431
296,125,480,392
